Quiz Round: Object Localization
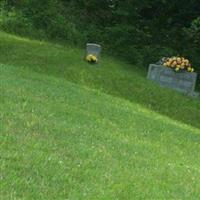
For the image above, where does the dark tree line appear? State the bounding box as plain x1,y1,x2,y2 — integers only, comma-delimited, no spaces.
1,0,200,72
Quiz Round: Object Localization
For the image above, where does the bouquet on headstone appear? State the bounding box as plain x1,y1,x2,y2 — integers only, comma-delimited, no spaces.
162,56,194,72
86,54,98,64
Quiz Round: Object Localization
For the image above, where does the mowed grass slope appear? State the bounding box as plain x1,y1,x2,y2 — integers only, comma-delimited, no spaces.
0,31,200,129
1,64,200,199
1,32,200,199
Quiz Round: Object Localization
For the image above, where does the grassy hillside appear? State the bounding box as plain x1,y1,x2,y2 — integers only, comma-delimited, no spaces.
1,64,200,199
1,31,200,199
0,31,200,130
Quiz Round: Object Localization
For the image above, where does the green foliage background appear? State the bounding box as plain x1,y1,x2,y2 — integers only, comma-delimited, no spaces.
0,0,200,73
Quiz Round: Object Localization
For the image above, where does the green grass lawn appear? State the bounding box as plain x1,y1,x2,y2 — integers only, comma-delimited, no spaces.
1,31,200,199
0,31,199,129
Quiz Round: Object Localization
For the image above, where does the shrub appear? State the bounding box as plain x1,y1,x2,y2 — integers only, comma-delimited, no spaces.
0,7,46,39
182,17,200,74
183,17,200,47
0,8,31,34
139,46,177,68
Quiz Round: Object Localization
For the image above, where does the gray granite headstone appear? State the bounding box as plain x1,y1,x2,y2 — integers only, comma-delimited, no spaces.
86,43,101,58
147,64,199,97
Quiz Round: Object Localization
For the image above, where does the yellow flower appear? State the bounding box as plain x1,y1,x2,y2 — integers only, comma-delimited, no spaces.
163,63,167,66
181,63,185,67
175,67,179,71
86,54,92,61
187,67,193,72
91,55,97,61
86,54,98,63
185,59,189,63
